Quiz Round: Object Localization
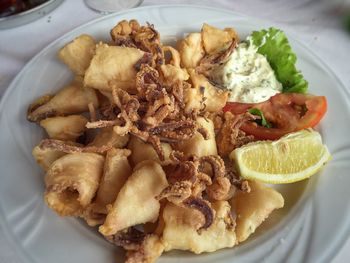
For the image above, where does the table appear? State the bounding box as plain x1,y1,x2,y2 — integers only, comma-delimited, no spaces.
1,0,349,262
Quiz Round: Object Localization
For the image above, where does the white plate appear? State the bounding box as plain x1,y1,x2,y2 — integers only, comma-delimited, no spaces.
0,5,349,263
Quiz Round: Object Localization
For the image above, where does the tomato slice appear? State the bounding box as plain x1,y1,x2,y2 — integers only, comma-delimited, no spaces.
223,93,327,140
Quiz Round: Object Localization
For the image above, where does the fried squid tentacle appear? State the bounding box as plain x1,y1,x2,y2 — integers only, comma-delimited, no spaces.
106,227,146,250
216,111,256,157
183,197,214,231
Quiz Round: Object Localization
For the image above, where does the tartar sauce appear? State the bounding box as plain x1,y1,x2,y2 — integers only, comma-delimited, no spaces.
210,42,282,103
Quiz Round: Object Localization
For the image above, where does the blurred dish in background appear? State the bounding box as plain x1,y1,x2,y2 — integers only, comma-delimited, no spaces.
0,0,47,18
84,0,143,13
0,0,63,29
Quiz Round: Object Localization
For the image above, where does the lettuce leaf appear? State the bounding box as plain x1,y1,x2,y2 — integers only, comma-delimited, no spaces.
248,108,271,128
249,27,308,93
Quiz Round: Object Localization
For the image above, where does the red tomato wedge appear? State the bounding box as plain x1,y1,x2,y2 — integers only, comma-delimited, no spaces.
223,93,327,140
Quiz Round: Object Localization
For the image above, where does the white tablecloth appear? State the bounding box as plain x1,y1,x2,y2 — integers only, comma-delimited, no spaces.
0,0,349,262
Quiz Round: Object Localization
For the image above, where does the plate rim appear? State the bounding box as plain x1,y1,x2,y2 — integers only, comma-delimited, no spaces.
0,4,349,263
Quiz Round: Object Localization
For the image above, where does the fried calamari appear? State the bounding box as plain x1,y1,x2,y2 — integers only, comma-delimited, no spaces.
86,64,208,161
45,153,104,216
84,148,132,226
27,78,99,122
157,151,238,232
110,20,163,66
99,160,168,236
58,34,96,76
27,20,285,263
216,111,256,157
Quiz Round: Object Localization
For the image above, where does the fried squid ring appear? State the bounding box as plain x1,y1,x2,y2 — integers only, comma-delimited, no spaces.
45,153,104,216
111,20,164,66
156,180,192,204
206,177,232,201
136,64,161,99
157,154,215,230
133,22,164,65
199,155,233,201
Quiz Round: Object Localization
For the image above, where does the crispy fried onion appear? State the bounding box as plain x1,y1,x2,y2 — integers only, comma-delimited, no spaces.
38,139,112,154
110,20,164,66
86,119,121,129
157,151,235,232
216,111,255,157
86,65,208,161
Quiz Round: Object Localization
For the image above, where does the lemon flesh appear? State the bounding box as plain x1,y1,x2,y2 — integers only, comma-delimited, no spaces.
230,129,331,184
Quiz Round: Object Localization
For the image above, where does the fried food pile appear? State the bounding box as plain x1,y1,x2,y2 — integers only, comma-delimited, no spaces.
28,20,284,263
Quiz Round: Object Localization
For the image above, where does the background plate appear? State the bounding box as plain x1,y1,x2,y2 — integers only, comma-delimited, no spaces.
0,5,349,263
0,0,64,29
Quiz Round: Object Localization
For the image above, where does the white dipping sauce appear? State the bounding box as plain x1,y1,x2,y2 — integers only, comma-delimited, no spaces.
210,42,282,103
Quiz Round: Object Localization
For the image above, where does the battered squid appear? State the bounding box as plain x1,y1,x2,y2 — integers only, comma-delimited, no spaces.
45,153,104,216
177,32,205,69
160,46,189,85
201,23,239,54
84,148,132,226
124,234,165,263
173,117,217,157
187,69,228,112
32,146,67,171
84,43,145,92
99,160,168,236
39,115,88,141
127,135,172,166
26,19,290,263
88,127,130,149
162,201,236,254
27,78,99,122
230,180,284,243
58,34,96,76
32,140,82,171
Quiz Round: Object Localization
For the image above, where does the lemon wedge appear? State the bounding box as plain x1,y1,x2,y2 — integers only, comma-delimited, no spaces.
230,129,331,184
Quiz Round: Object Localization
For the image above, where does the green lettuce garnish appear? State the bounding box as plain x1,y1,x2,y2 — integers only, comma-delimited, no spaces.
249,27,308,93
248,108,271,128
